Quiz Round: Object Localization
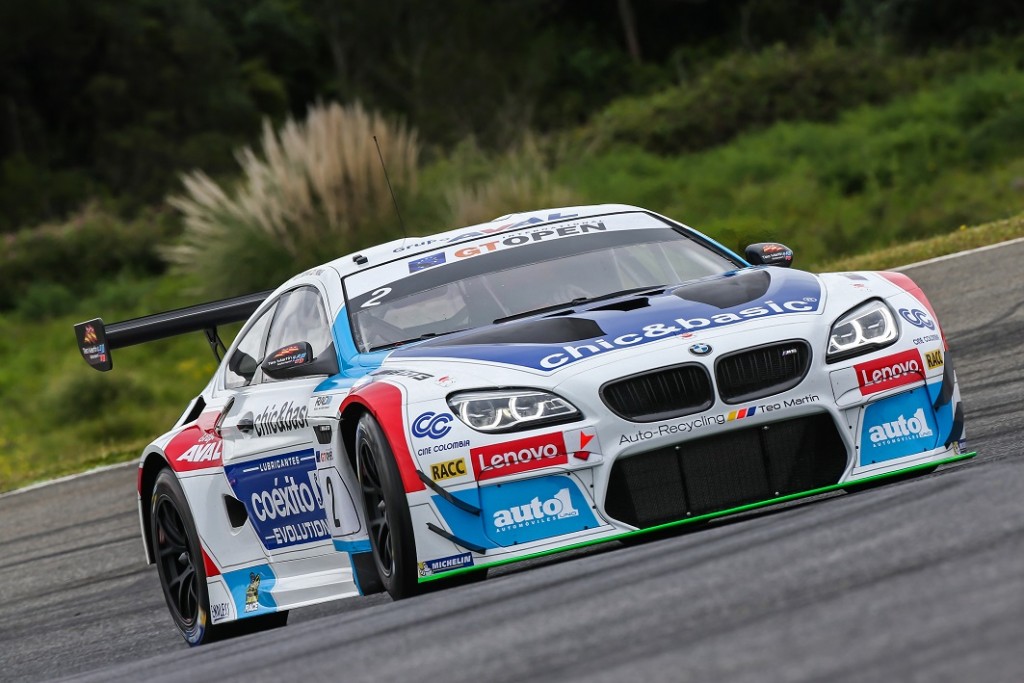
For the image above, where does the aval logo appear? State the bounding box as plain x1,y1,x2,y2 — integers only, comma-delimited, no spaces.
492,488,579,530
412,411,453,439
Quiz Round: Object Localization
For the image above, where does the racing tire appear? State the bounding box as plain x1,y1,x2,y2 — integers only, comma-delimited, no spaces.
355,413,422,600
150,468,288,645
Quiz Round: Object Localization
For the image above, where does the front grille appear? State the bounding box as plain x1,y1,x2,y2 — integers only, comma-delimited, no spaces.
716,340,811,403
601,364,713,422
604,414,847,529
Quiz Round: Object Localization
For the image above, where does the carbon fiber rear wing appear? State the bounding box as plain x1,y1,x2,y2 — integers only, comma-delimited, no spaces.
74,290,273,372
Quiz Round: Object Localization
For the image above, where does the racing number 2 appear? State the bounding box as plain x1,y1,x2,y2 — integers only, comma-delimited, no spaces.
324,475,342,528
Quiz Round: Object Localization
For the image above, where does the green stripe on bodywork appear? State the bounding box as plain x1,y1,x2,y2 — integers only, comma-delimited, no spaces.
418,451,977,583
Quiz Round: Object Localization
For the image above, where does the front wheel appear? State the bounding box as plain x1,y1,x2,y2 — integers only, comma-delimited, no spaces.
355,413,421,599
150,468,288,645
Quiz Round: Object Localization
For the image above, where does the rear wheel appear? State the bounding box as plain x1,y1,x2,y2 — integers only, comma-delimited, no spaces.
150,468,287,645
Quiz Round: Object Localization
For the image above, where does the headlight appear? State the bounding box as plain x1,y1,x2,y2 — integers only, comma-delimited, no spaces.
447,389,581,433
826,299,898,362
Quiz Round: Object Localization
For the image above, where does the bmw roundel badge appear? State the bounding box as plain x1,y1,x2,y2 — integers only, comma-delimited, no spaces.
689,343,712,356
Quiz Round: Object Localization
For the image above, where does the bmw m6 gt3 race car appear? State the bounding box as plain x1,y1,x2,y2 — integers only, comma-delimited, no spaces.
75,205,972,645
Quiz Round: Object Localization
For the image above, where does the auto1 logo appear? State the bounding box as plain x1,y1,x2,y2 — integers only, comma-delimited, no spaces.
899,308,935,330
854,349,924,395
412,411,453,439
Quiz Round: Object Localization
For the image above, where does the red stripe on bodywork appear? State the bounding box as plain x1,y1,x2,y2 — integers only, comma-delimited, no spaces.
340,381,425,493
164,410,224,473
879,271,949,351
202,547,221,578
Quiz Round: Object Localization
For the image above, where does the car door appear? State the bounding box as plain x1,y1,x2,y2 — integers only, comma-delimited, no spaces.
219,285,337,558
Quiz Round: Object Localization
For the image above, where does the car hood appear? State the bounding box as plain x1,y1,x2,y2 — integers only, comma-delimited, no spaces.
389,267,824,373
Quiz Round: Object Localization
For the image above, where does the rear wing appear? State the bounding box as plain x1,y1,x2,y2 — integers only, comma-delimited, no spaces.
74,290,273,372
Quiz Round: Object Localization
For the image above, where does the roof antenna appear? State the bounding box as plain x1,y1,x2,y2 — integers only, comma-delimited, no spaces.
373,135,408,238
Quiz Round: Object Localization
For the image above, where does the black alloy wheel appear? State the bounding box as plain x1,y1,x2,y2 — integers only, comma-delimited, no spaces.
150,468,288,645
355,413,420,599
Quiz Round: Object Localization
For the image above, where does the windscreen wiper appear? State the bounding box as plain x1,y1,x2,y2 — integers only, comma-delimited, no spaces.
368,328,469,352
492,286,666,325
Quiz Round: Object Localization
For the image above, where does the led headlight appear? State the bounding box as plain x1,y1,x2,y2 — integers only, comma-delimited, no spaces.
826,299,898,362
447,389,581,433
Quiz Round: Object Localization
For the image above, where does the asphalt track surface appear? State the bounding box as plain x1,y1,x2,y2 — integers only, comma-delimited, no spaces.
2,242,1022,683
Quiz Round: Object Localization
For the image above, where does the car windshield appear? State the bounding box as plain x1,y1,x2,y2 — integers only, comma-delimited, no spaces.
344,211,740,352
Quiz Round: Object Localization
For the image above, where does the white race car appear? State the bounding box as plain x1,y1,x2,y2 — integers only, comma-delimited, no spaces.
75,205,971,644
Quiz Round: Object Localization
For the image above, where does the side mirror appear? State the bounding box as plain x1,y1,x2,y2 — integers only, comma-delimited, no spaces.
262,342,339,380
744,242,794,267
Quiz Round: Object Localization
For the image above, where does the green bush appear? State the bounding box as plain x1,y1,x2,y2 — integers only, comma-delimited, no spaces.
558,67,1024,267
577,41,1008,156
0,204,180,311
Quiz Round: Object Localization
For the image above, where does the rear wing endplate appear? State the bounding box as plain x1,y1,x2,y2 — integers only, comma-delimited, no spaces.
74,289,273,372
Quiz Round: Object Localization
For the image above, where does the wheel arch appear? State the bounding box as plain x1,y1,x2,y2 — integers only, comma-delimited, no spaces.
139,450,171,564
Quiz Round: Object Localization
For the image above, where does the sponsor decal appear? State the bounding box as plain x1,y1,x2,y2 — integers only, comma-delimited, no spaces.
480,475,597,546
372,368,433,381
564,427,598,460
210,601,231,623
392,212,580,253
245,573,261,612
411,411,454,439
860,387,938,464
899,308,935,330
416,439,471,457
165,411,224,472
619,395,819,445
176,431,223,464
435,375,456,387
689,343,712,355
539,301,817,370
316,448,334,463
418,552,474,576
450,222,607,259
925,349,943,370
471,432,568,481
222,567,280,617
314,395,333,409
408,252,447,273
854,350,924,396
83,325,99,344
253,401,309,437
430,457,468,481
225,450,331,550
912,333,940,346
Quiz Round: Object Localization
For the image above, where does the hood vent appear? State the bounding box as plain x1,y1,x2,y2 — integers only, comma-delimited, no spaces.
672,269,771,309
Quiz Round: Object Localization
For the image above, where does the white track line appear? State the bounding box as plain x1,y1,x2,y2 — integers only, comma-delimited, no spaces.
895,236,1024,271
0,460,135,500
5,237,1022,499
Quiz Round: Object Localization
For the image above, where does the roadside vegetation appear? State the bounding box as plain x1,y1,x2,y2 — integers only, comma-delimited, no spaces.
3,1,1024,491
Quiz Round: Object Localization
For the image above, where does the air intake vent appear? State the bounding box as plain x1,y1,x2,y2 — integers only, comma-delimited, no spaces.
601,364,713,422
604,413,847,529
716,340,811,404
